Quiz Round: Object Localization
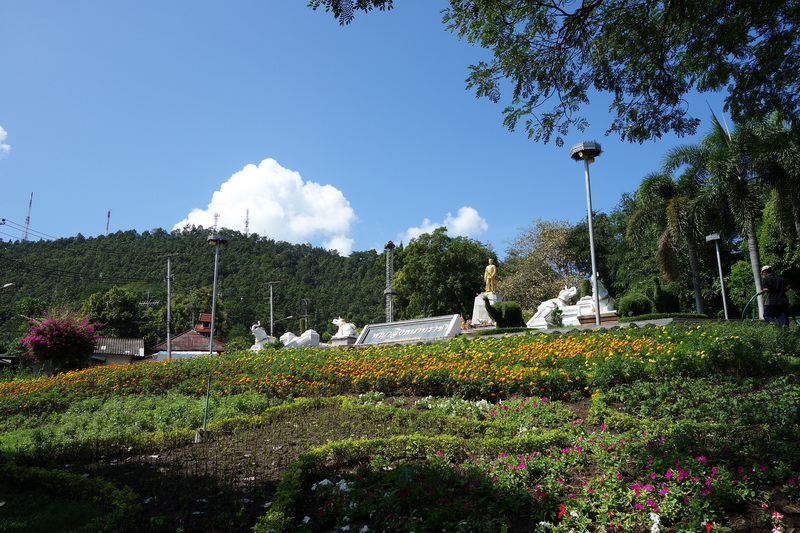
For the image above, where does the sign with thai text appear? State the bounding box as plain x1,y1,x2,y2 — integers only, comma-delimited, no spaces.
355,315,461,345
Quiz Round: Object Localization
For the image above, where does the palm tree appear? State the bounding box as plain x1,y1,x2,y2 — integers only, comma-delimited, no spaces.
749,114,800,243
626,172,708,314
664,114,765,318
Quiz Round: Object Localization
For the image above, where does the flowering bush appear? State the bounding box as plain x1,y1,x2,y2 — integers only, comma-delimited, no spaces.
20,313,100,373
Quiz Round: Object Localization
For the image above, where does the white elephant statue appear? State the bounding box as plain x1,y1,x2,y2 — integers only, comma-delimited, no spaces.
250,322,276,351
332,316,357,338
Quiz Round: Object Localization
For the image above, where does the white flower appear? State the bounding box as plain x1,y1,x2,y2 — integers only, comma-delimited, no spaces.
650,512,660,533
336,479,352,492
312,479,333,491
302,516,310,524
359,527,370,533
570,510,579,518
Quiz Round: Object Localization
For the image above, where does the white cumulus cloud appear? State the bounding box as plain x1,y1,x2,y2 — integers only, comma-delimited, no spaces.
0,126,10,158
400,206,488,243
173,158,357,255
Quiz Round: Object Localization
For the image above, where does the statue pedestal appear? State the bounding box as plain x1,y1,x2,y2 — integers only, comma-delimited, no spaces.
330,335,357,346
472,292,502,326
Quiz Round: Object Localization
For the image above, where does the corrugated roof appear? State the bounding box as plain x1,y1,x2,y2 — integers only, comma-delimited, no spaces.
153,329,225,353
94,337,146,358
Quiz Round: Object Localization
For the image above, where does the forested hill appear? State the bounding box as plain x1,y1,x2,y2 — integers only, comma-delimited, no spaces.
0,227,387,347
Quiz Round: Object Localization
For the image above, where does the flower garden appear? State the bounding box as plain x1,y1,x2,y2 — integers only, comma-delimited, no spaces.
1,321,799,532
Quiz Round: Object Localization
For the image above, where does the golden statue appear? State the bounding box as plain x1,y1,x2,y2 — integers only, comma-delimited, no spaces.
484,258,497,293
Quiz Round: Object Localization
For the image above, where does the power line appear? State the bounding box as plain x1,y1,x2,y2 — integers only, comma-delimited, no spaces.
3,257,159,285
0,218,57,240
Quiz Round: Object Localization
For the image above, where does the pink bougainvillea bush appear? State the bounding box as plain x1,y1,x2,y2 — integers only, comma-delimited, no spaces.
20,314,100,373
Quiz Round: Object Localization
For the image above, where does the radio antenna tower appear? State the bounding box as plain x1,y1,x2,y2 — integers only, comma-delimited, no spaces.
106,210,111,235
244,208,250,237
213,212,220,231
23,192,33,242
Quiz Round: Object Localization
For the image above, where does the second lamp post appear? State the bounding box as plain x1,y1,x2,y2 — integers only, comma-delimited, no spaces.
208,233,228,354
570,141,603,326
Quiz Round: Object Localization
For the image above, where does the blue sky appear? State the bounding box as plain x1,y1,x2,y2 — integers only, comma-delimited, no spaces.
1,1,727,257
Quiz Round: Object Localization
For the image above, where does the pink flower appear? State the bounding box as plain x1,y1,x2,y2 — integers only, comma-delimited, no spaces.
772,511,784,520
696,455,707,463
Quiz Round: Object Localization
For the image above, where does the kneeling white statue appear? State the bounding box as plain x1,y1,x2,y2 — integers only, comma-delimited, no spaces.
527,286,578,329
250,322,276,351
331,316,357,338
280,329,320,348
576,274,616,316
527,275,617,330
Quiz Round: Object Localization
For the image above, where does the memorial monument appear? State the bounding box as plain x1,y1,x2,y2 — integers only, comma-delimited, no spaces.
471,258,503,326
527,274,616,329
330,316,358,346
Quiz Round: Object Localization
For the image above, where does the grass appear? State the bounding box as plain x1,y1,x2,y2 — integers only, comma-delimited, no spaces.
1,321,799,531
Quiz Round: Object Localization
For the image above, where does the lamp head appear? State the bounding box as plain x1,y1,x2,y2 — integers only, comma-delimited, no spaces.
207,234,229,246
570,141,602,162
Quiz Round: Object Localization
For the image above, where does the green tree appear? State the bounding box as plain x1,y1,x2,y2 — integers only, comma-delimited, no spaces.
314,0,800,145
81,287,142,338
665,114,766,317
748,115,800,258
15,297,48,321
566,210,634,297
394,228,494,319
626,172,709,313
498,219,583,311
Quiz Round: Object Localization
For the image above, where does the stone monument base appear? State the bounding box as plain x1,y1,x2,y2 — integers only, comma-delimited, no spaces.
330,335,357,346
577,313,619,326
472,292,502,326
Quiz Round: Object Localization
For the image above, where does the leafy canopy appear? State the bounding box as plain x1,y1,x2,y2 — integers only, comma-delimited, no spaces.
313,0,800,145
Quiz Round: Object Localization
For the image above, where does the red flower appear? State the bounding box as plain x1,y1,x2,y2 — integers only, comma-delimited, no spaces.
558,503,567,519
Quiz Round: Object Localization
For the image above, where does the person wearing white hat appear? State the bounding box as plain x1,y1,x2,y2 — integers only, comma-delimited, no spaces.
759,266,792,326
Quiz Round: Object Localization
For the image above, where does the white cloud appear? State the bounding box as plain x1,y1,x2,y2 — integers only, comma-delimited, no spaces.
400,206,488,243
173,158,356,255
0,126,10,158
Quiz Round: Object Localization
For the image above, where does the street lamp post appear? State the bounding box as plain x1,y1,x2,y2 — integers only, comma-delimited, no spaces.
264,281,281,337
207,233,229,354
570,141,603,326
705,233,730,319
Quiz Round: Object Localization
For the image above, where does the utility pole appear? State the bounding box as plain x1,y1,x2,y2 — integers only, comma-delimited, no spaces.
300,298,313,332
263,281,281,336
159,253,180,360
